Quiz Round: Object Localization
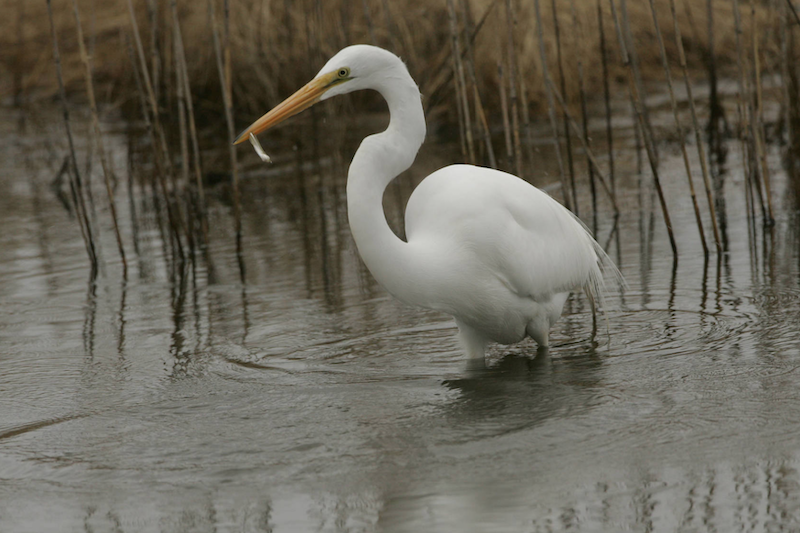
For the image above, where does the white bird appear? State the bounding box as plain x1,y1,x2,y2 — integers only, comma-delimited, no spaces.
235,45,618,359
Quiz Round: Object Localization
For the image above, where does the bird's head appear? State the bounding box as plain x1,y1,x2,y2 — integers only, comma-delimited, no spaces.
233,45,400,144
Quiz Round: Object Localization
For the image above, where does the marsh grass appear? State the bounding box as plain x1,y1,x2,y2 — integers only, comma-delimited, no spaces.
8,0,798,275
2,0,773,120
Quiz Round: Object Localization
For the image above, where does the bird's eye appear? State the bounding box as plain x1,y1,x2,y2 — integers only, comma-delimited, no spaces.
337,68,350,79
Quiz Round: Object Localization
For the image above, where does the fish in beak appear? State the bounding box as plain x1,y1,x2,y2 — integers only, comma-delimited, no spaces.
233,71,340,145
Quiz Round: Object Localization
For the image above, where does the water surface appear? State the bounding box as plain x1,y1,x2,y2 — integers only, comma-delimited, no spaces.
2,103,800,532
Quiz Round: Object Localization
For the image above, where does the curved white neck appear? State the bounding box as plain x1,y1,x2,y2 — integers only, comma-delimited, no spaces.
346,70,427,304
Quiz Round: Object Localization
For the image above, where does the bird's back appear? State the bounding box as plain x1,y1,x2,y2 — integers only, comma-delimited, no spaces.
404,164,608,305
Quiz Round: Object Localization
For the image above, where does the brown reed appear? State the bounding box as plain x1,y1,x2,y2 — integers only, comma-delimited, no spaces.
613,0,678,257
460,0,497,168
47,0,98,277
534,0,570,210
751,2,774,226
20,0,793,271
647,0,708,256
731,0,764,223
498,60,513,166
504,0,524,179
126,0,185,260
208,0,242,253
546,80,619,215
786,0,800,23
552,0,578,214
597,0,616,201
569,0,597,218
13,0,24,107
170,0,206,227
668,0,723,252
147,0,160,105
72,0,128,275
705,0,725,161
447,0,474,164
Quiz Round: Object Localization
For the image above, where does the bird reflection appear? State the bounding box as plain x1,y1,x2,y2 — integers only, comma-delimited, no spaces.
440,347,604,440
462,346,553,376
444,348,555,404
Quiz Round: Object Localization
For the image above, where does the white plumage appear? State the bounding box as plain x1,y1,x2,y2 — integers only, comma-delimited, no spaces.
235,45,619,359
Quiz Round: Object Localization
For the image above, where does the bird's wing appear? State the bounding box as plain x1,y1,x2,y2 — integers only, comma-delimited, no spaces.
405,165,603,301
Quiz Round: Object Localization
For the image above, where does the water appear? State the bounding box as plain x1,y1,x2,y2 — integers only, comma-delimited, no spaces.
2,102,800,532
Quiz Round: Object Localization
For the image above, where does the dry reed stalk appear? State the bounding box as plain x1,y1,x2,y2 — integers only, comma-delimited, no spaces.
310,0,323,62
533,0,570,210
47,0,98,277
72,0,128,275
456,0,476,165
425,0,498,110
170,0,208,242
647,0,708,255
127,33,160,188
517,67,537,177
175,37,189,189
743,141,756,229
385,1,419,67
731,0,765,221
127,0,162,150
680,0,701,48
668,0,722,252
751,3,775,225
607,0,642,177
498,60,513,165
779,0,791,145
124,124,142,260
621,0,659,165
597,0,615,200
447,0,473,164
705,0,725,158
569,0,596,217
499,0,533,175
787,0,800,23
362,0,378,45
546,79,619,214
209,0,243,249
147,0,160,106
787,9,800,203
473,84,498,168
224,0,233,98
551,0,577,213
14,0,24,106
504,0,524,179
612,0,678,257
126,0,185,259
631,96,644,174
453,61,468,161
224,0,242,249
82,134,98,220
460,0,497,168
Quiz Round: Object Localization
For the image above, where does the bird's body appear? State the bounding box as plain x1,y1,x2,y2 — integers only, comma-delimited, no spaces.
403,165,600,352
235,45,617,359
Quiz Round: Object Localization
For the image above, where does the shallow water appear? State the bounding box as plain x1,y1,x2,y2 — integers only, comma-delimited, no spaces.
2,102,800,532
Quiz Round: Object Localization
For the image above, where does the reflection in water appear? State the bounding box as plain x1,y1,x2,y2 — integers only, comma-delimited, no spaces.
83,279,97,358
3,104,800,531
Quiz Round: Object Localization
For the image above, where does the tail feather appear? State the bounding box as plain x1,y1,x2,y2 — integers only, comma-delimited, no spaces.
570,212,626,340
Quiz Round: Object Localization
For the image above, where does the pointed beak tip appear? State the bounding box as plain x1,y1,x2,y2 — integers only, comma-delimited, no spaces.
232,74,333,147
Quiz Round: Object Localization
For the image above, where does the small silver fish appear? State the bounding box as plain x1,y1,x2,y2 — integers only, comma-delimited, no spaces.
248,133,272,163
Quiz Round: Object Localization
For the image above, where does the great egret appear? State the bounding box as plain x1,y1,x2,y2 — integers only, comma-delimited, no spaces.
235,45,618,359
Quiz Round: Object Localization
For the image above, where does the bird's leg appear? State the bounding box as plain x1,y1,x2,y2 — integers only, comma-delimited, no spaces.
455,319,488,359
535,330,549,349
526,320,549,349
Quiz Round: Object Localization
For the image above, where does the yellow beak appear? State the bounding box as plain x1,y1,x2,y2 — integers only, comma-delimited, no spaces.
233,72,338,145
